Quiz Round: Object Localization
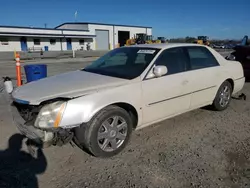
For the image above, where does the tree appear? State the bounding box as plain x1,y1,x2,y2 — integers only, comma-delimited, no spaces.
185,36,196,43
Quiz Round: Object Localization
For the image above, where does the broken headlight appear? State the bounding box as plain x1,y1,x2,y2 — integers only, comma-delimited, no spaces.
35,101,67,129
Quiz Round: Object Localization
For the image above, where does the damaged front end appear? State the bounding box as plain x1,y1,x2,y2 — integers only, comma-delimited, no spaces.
11,99,74,148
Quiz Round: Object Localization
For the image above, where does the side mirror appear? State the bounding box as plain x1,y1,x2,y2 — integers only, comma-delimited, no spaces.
153,65,168,77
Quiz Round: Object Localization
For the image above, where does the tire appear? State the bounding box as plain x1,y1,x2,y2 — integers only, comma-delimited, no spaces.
212,80,232,111
74,105,133,158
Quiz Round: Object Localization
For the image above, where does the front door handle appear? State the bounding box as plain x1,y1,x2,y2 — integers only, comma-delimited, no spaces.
182,80,189,85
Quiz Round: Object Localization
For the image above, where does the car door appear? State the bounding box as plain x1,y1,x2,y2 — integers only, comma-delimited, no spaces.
183,46,221,109
141,47,192,124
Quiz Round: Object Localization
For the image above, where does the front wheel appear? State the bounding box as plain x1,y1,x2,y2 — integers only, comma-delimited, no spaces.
212,81,232,111
74,105,133,158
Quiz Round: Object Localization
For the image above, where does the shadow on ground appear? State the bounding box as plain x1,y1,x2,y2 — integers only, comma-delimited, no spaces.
0,134,47,188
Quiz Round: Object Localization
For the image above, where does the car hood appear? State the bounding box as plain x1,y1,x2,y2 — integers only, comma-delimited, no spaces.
12,70,129,105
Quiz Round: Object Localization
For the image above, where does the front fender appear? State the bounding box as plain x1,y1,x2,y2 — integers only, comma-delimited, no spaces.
59,82,142,128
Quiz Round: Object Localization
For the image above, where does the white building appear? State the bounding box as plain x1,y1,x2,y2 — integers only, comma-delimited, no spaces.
0,22,152,52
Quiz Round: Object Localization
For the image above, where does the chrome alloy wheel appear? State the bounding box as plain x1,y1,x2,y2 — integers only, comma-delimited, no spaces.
219,85,231,107
97,116,128,152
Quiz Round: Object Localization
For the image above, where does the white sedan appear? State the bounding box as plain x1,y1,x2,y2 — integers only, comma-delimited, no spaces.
11,43,245,158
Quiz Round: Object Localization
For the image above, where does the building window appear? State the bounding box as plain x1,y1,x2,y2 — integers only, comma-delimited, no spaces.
0,38,9,45
34,39,40,45
79,39,85,45
50,39,56,45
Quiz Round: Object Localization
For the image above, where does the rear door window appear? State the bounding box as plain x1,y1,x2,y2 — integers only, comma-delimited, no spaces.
186,47,219,70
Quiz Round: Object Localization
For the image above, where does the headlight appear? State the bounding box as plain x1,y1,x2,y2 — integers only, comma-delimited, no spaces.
35,101,67,128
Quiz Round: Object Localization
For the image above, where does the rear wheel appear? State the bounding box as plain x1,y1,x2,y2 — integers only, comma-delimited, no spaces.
212,81,232,111
74,105,133,158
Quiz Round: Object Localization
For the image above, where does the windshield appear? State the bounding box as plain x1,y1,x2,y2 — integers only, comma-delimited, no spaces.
83,47,160,79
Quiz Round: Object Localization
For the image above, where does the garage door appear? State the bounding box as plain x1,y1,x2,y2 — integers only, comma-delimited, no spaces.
95,30,109,50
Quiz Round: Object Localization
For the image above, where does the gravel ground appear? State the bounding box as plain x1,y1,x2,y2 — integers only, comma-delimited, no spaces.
1,53,250,188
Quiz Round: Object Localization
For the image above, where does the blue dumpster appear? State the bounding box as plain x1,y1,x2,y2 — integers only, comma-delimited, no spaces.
24,64,47,83
44,46,49,51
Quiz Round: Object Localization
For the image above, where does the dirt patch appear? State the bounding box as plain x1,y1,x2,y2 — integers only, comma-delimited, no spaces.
224,138,250,188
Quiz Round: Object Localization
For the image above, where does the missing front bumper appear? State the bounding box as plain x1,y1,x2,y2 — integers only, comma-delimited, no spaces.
11,104,46,144
11,103,73,147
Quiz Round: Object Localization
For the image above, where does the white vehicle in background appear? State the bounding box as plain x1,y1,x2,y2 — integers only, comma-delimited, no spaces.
11,43,245,158
212,44,225,49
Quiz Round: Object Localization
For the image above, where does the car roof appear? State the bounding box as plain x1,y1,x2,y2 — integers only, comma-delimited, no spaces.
125,43,206,49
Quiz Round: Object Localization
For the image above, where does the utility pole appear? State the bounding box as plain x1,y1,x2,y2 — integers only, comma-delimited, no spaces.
75,11,78,22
